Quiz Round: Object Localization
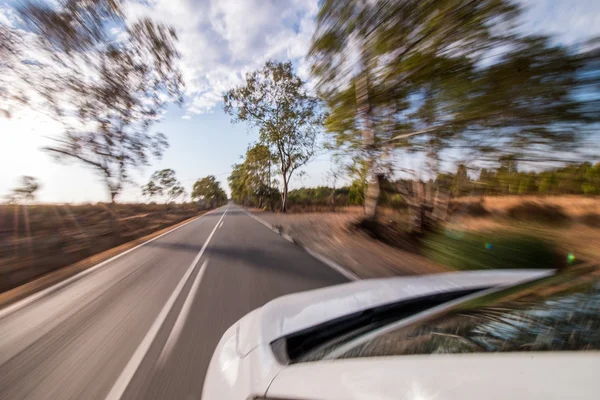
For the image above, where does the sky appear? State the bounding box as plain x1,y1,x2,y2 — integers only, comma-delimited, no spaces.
1,0,600,203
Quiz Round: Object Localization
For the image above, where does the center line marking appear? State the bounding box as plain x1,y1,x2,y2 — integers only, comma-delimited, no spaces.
105,207,228,400
218,220,224,229
157,258,209,366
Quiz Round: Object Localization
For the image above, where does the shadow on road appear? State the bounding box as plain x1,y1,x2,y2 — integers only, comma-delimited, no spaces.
204,245,347,284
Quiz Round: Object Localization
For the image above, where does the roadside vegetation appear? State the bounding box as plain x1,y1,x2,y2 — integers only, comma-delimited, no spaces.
224,0,600,274
1,2,231,293
2,168,227,293
238,159,600,273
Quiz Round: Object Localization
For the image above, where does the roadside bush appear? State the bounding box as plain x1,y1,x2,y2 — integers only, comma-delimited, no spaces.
507,202,570,225
579,213,600,228
388,194,406,210
422,231,561,270
450,199,490,217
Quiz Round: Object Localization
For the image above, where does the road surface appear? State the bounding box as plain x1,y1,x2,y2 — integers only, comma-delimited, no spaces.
0,205,348,399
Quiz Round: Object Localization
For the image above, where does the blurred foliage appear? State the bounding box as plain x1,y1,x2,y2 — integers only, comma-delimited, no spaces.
228,144,280,209
310,0,600,221
224,61,322,212
422,231,559,271
9,176,41,203
1,1,183,208
191,176,227,207
142,169,186,203
240,158,599,218
440,161,600,196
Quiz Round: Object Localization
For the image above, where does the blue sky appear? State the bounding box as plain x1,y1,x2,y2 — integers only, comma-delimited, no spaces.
1,0,599,203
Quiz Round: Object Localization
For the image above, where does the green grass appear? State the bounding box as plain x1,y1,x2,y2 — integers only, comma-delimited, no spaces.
422,230,560,270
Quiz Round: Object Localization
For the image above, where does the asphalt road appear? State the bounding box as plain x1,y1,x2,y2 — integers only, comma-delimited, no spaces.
0,205,348,399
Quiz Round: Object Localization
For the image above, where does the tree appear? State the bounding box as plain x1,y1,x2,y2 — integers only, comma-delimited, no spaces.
4,1,183,237
192,176,227,208
348,179,366,206
167,185,186,203
141,180,163,201
310,0,520,220
326,160,344,210
452,164,470,196
227,144,278,209
142,169,185,203
310,0,599,226
228,163,251,205
12,176,41,202
224,61,322,212
153,169,178,191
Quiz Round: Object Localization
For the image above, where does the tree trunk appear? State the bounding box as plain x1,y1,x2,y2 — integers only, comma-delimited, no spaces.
108,194,121,241
398,180,451,234
12,204,20,261
356,69,378,221
330,187,336,212
364,171,380,219
23,203,33,268
281,179,288,213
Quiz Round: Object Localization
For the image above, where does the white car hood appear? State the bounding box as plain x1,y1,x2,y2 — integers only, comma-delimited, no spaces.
237,269,551,355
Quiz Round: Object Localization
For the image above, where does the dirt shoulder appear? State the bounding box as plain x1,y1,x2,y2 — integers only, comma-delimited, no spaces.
251,208,447,279
256,196,600,278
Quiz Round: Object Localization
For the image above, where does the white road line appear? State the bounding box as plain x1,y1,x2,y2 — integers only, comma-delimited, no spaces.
105,208,228,400
239,207,360,281
157,259,209,366
218,220,224,229
0,206,226,320
239,208,280,234
281,233,294,243
303,247,360,281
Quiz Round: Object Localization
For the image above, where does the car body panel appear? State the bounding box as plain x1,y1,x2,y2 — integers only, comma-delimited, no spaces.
266,352,600,400
237,270,551,355
202,270,552,399
203,309,285,400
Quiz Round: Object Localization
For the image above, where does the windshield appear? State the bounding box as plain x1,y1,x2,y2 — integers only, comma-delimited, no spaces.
296,268,600,362
272,288,486,364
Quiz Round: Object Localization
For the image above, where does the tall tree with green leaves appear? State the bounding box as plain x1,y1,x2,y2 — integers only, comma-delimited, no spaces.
228,163,251,205
192,176,227,207
142,169,185,203
310,0,520,219
224,61,322,212
310,0,599,224
228,144,279,209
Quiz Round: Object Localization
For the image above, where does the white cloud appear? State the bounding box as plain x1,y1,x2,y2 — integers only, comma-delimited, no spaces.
518,0,600,44
0,5,20,27
125,0,319,116
8,0,599,120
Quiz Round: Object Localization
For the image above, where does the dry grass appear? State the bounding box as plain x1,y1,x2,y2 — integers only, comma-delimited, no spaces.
448,215,600,266
455,195,600,217
262,196,600,276
447,196,600,266
0,203,205,293
0,211,206,309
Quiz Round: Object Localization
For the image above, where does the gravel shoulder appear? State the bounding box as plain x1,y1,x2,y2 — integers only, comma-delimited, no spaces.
251,209,446,279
